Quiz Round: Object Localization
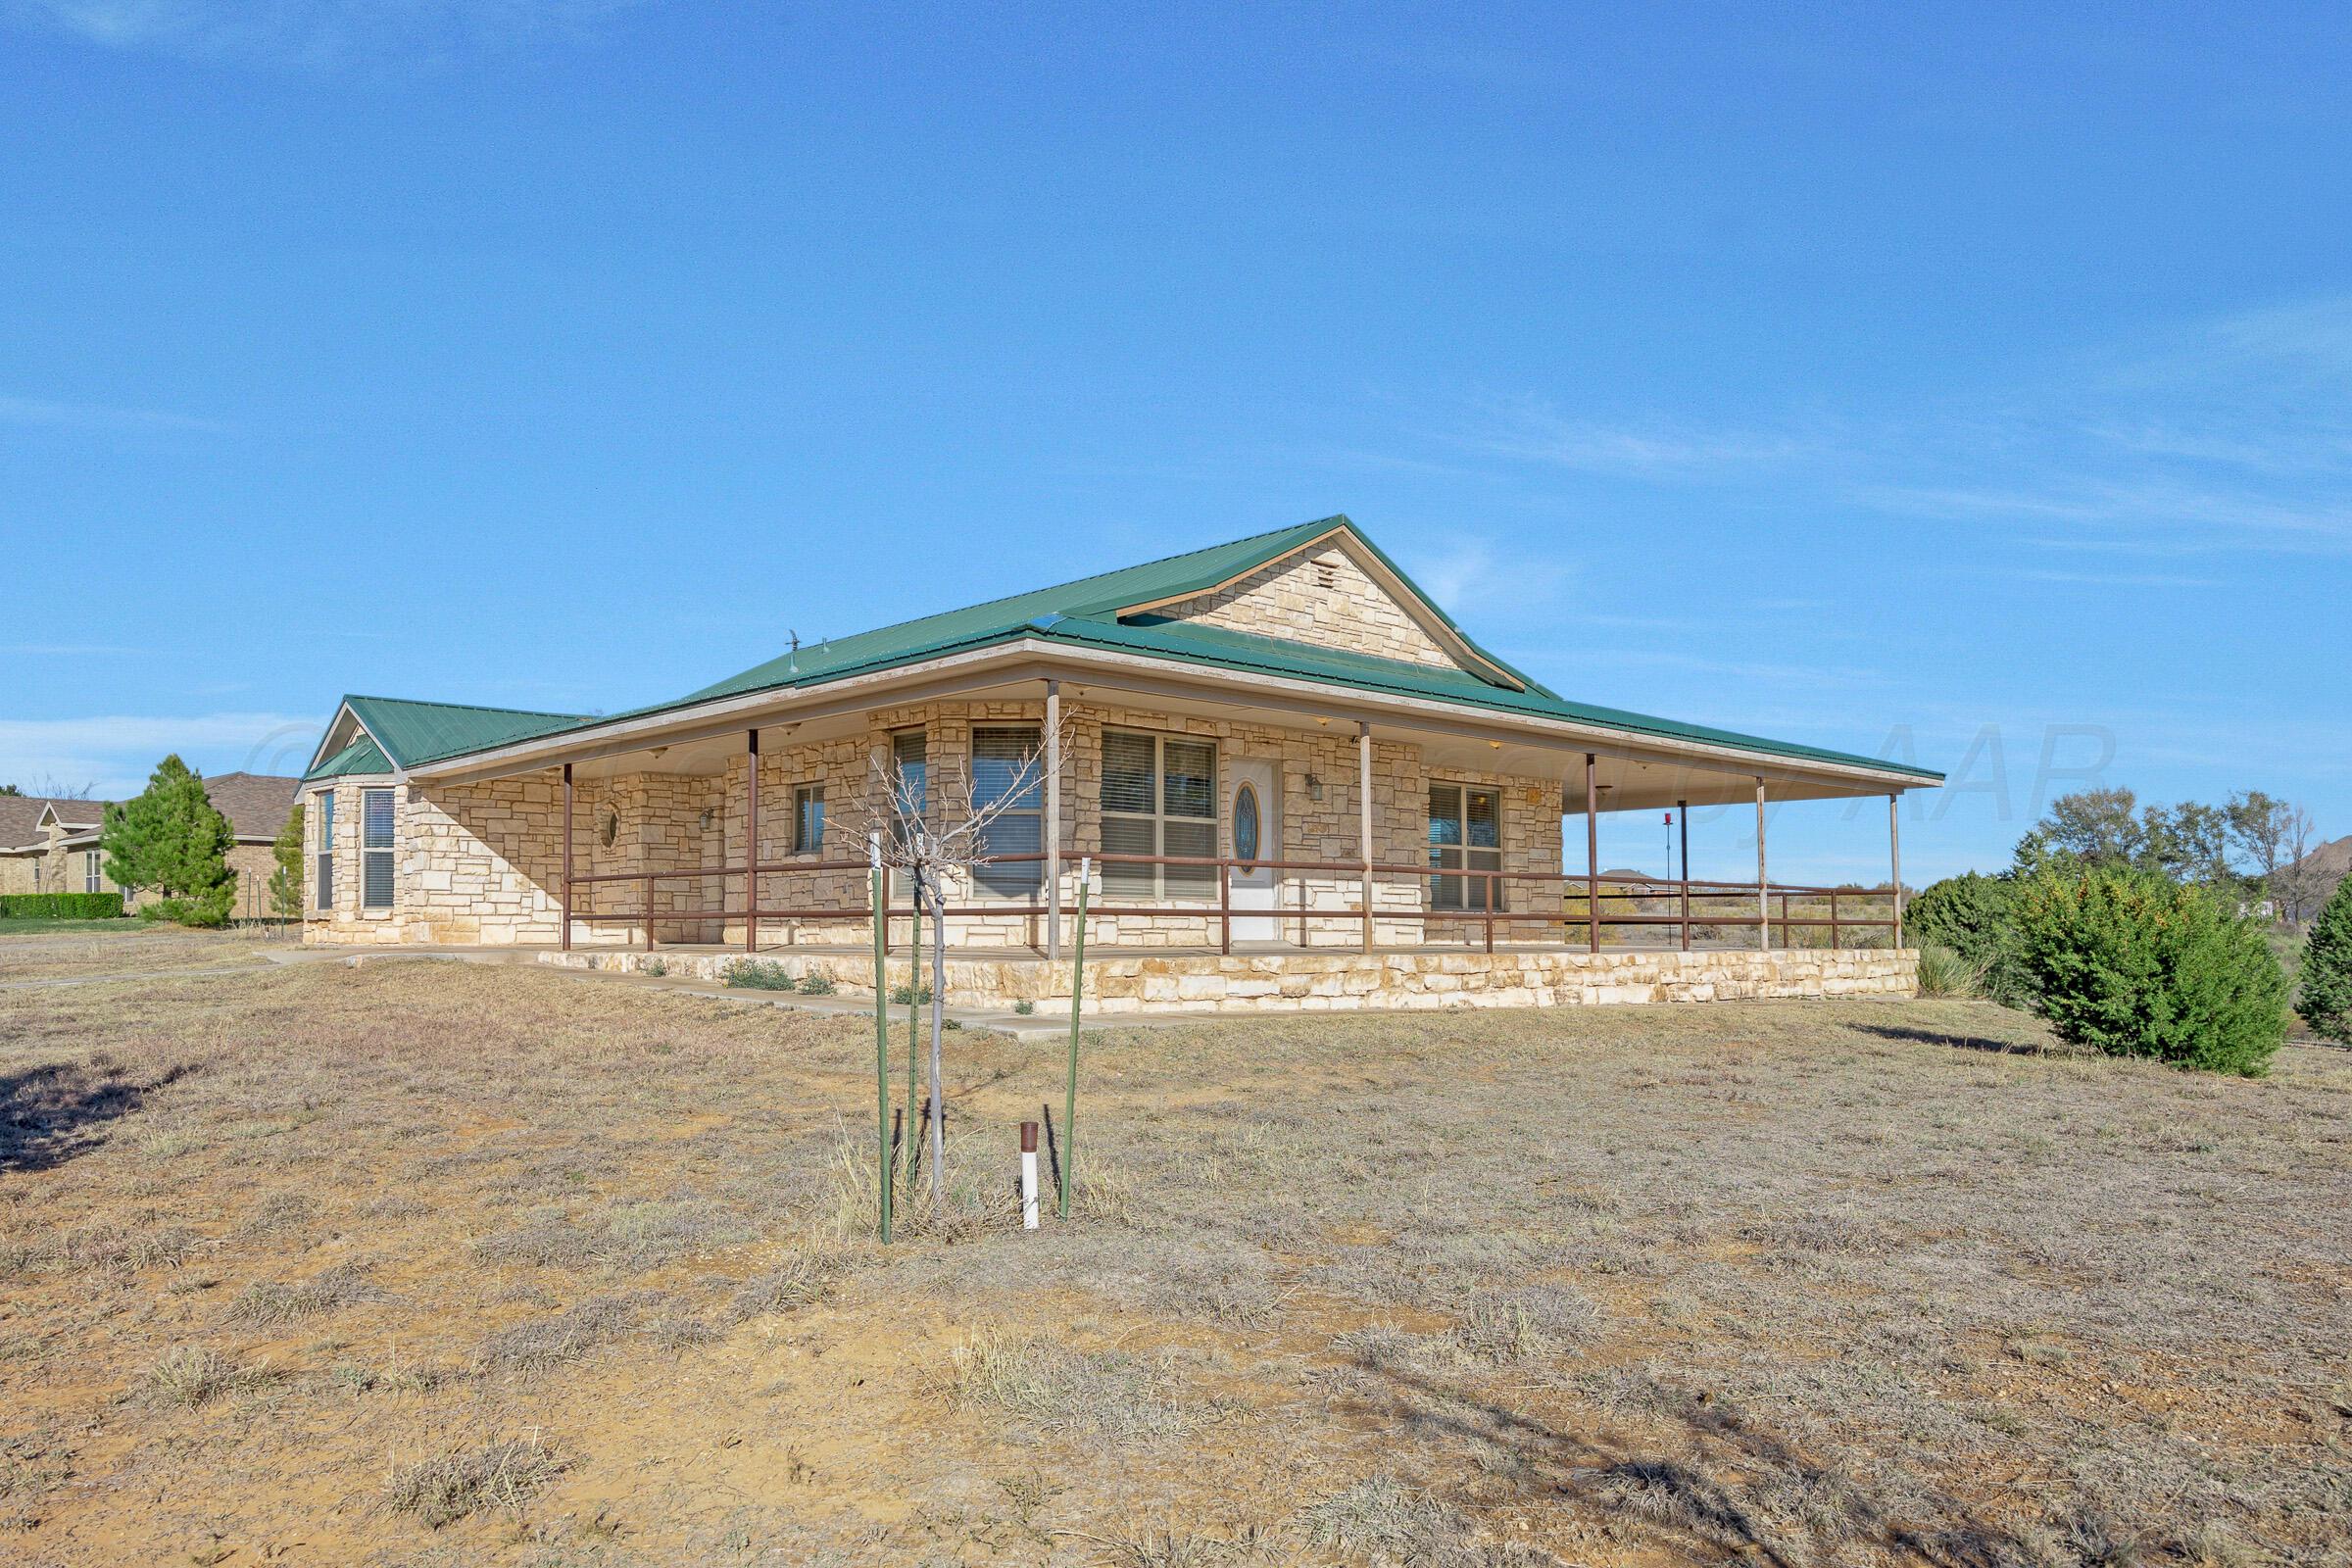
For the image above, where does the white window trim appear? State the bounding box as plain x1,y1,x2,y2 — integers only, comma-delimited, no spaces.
360,786,396,911
1101,728,1218,903
313,789,336,911
84,850,103,895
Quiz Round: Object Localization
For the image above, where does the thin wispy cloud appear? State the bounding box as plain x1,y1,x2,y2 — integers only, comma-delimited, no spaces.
3,0,648,66
1860,478,2352,557
1396,532,1569,615
0,711,321,798
2191,293,2352,378
2003,568,2221,589
0,393,222,433
1,642,152,657
1471,395,1818,478
1445,294,2352,564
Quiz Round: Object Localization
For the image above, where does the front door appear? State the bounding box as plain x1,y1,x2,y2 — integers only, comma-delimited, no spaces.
1228,759,1280,943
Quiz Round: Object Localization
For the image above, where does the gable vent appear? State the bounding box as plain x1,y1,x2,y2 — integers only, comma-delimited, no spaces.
1314,559,1339,592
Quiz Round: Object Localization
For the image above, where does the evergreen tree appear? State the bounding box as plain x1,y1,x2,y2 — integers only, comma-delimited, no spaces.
2298,875,2352,1046
267,802,306,922
101,756,237,927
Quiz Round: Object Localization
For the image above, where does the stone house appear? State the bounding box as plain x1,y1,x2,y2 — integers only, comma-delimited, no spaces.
299,517,1940,1009
0,775,301,917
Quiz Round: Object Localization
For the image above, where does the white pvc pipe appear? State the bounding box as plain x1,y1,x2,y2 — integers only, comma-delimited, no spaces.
1020,1120,1040,1230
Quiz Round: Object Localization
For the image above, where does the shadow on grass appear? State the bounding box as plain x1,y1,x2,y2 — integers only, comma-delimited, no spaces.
1,1054,190,1173
1342,1354,2040,1568
1852,1023,2055,1058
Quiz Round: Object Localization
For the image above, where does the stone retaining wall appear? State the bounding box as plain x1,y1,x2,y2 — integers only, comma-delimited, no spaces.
542,946,1919,1013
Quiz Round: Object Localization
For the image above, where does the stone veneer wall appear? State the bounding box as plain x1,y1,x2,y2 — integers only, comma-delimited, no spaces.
303,699,1571,950
1151,543,1460,670
545,946,1920,1012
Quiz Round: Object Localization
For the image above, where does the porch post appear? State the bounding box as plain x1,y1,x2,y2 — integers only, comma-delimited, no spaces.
1585,753,1599,954
1045,679,1062,961
1357,721,1374,954
561,762,573,953
1677,798,1690,953
1888,792,1903,950
744,728,760,954
1755,776,1769,952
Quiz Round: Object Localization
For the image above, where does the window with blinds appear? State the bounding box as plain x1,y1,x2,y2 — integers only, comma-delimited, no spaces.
361,787,396,909
84,851,103,894
314,791,335,909
1102,730,1215,901
1429,783,1502,911
891,730,926,837
971,726,1043,896
794,785,826,854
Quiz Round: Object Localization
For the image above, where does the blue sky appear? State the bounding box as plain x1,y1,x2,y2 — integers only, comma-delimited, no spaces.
2,2,2345,884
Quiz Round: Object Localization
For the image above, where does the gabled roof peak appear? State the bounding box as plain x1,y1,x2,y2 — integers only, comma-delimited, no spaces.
675,514,1536,710
307,694,591,779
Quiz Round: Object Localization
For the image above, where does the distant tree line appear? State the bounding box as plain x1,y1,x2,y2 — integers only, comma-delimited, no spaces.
2009,786,2324,922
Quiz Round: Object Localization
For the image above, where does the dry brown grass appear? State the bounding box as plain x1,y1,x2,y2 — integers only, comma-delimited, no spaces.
2,929,2349,1565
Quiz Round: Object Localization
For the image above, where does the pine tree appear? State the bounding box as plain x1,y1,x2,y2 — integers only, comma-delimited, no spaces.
267,802,306,922
2299,875,2352,1046
101,756,237,927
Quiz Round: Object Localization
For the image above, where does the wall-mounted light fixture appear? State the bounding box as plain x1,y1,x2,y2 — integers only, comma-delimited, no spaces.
1305,772,1323,802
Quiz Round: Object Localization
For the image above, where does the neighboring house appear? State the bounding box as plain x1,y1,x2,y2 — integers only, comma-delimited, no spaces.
0,796,106,898
298,517,1942,1010
0,775,302,917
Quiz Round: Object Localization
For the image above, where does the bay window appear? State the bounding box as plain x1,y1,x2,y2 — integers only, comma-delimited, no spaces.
361,787,395,909
314,791,336,910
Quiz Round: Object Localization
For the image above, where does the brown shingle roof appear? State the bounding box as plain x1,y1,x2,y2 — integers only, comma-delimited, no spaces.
0,795,104,851
0,773,299,851
202,773,301,841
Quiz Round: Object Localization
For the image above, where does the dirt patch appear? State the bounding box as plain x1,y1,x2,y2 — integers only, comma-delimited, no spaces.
1,934,2347,1564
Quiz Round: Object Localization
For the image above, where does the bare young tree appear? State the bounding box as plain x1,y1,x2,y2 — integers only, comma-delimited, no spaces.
832,724,1068,1197
2230,793,2320,923
2271,802,2320,926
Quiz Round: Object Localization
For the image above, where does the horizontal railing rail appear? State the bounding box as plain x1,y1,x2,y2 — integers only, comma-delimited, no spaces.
560,847,1899,956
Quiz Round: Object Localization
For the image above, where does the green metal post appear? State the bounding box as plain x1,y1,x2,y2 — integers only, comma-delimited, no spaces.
1060,858,1089,1220
870,859,892,1244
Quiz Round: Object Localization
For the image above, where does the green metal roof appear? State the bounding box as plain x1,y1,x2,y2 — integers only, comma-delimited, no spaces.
306,696,590,779
672,514,1544,710
1041,616,1942,778
307,734,392,779
335,518,1940,784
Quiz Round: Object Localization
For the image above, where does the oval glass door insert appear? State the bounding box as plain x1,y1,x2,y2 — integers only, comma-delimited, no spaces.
1233,783,1260,866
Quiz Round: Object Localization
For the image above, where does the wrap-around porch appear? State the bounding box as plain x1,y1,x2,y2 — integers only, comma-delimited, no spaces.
535,680,1909,961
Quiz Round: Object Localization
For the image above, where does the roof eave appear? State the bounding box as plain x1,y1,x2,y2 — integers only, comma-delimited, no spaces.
409,631,1938,794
